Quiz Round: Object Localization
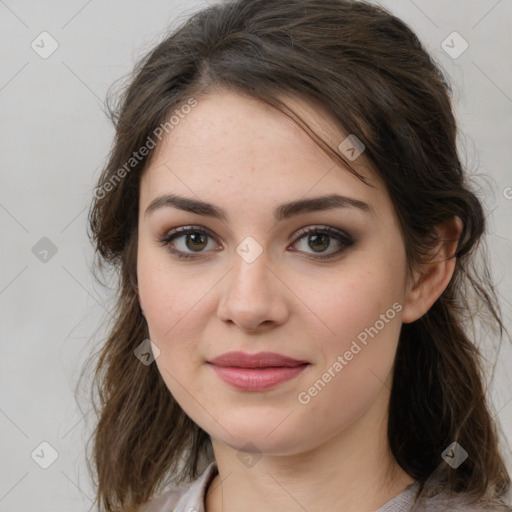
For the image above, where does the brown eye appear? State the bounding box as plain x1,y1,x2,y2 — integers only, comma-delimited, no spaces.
291,226,354,260
158,226,218,260
307,233,330,252
185,232,208,251
158,224,354,262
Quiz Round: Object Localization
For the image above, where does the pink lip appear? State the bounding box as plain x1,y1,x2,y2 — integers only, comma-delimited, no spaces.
208,351,308,368
207,351,309,391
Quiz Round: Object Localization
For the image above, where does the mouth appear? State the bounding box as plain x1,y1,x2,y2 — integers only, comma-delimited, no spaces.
206,352,310,391
207,351,309,368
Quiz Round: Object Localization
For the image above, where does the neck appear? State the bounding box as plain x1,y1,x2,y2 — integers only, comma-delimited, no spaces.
205,387,415,512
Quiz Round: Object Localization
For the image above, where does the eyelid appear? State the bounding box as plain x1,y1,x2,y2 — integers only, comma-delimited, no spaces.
158,224,355,260
291,225,354,245
160,224,217,241
157,225,221,253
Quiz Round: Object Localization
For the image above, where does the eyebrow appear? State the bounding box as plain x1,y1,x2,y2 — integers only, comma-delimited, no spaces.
144,193,373,221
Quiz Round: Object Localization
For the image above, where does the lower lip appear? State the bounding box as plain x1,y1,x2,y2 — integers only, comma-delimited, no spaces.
208,364,309,391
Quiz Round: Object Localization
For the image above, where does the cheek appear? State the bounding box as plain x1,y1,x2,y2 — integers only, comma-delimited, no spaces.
138,257,205,398
293,275,403,433
309,257,405,349
136,244,220,390
304,253,406,389
137,243,196,333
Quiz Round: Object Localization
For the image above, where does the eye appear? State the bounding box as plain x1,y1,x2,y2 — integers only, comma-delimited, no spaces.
157,225,219,261
157,225,354,261
289,225,354,260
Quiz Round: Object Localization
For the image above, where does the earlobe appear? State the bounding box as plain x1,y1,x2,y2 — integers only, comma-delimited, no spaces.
401,216,463,324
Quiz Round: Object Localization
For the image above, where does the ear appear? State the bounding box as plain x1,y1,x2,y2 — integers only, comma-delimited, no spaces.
401,216,463,324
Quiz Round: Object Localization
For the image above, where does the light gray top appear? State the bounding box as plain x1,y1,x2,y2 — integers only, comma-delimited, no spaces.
138,461,511,512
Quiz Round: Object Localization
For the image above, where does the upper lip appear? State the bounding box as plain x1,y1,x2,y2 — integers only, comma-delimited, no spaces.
208,351,308,368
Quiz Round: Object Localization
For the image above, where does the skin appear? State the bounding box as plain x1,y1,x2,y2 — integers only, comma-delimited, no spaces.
136,89,462,512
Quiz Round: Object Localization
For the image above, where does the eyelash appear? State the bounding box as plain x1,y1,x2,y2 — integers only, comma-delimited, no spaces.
157,225,355,261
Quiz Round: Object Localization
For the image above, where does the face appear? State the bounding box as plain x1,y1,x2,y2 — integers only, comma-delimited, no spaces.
136,89,411,455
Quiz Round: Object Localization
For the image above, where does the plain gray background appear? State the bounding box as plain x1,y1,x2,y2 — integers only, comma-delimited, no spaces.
1,0,511,510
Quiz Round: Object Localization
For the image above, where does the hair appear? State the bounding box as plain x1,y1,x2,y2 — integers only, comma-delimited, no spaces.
84,0,512,510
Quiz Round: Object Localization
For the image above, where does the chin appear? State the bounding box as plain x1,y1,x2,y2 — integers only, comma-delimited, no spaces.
209,419,311,456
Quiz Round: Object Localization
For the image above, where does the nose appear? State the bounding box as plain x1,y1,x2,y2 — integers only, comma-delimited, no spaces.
216,246,290,332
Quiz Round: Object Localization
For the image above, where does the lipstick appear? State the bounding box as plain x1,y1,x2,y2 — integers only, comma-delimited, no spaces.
207,351,309,391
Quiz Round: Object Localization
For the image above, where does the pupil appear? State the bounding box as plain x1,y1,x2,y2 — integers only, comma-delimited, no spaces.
187,232,207,251
184,232,330,253
309,233,329,252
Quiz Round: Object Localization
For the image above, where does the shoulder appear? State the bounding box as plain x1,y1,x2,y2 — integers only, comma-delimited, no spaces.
411,485,512,512
425,494,512,511
136,461,218,512
414,496,512,511
136,484,189,512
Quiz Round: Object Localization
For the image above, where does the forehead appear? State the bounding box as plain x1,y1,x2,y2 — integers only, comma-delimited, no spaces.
139,89,391,219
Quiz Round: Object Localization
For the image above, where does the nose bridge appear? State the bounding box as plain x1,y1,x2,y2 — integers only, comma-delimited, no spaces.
230,235,273,297
217,235,288,329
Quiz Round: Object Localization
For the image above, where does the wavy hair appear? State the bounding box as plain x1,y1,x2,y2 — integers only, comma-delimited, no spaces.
83,0,511,510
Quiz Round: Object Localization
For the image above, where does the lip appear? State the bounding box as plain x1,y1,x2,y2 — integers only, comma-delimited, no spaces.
208,351,308,368
207,351,309,391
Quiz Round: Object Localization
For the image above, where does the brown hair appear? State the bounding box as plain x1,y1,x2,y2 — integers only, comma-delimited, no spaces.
84,0,511,510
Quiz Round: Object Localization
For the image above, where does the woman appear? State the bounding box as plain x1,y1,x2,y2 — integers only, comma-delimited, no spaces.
85,0,512,510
